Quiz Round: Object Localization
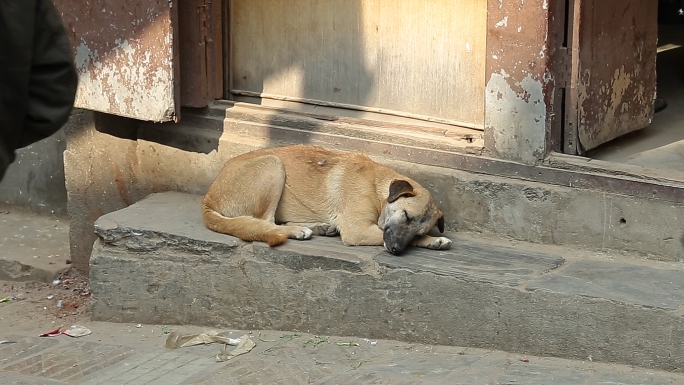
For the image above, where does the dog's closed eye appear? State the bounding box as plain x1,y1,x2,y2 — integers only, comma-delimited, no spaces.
403,210,412,223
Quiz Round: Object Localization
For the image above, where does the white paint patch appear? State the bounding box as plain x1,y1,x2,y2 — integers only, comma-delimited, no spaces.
485,71,546,164
465,42,471,53
73,35,175,122
495,17,508,28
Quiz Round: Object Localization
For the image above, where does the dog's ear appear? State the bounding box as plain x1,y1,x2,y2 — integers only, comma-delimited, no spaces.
387,180,415,203
437,216,445,233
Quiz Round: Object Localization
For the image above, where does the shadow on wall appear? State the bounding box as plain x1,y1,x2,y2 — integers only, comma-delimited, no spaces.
0,129,68,216
228,0,374,147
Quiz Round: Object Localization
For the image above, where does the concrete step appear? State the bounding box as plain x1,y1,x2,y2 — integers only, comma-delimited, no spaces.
90,192,684,372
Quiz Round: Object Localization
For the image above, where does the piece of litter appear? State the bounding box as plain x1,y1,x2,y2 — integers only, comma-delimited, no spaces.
520,359,529,363
304,336,329,347
40,326,63,337
47,295,54,300
0,297,11,303
165,330,243,349
164,331,255,362
0,340,16,345
362,338,378,345
216,335,257,362
335,342,360,347
56,300,63,309
280,334,300,340
63,325,92,338
52,279,61,286
136,324,142,328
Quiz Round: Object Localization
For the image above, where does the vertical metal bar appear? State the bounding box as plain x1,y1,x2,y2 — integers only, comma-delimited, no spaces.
562,0,580,155
224,0,233,100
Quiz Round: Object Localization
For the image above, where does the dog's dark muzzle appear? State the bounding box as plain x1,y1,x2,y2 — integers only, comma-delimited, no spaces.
383,227,413,255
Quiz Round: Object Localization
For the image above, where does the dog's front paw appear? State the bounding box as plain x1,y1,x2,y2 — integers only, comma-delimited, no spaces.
291,227,313,240
426,237,452,250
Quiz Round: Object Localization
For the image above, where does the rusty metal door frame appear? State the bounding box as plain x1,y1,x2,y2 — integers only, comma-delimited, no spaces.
550,0,580,156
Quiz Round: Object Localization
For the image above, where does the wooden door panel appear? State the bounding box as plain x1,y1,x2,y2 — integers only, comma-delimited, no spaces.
230,0,487,129
576,0,658,151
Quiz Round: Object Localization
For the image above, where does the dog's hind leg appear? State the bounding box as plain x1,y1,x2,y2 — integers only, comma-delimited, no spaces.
202,155,312,246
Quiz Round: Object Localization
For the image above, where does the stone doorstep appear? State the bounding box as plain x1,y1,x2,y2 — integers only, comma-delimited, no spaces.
90,192,684,372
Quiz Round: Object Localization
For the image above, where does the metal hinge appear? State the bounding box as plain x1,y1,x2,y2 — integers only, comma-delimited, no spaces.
199,0,210,44
556,47,572,88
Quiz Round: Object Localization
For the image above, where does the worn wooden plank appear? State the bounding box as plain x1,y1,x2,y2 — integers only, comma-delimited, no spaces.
178,0,223,107
230,0,486,127
576,0,658,151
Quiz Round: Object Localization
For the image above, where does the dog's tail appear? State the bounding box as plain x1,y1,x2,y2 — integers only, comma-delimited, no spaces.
202,204,288,247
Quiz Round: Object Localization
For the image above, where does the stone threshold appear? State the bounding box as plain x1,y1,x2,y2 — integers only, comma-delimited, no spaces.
90,192,684,372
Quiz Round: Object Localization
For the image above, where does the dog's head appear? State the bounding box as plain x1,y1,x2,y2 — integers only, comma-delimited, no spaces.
379,179,445,255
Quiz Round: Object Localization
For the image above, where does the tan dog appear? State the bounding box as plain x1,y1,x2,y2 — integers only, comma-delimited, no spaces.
202,145,451,255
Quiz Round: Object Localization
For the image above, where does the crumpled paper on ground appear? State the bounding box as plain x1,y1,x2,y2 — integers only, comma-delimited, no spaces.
215,335,256,362
165,330,256,362
63,325,92,338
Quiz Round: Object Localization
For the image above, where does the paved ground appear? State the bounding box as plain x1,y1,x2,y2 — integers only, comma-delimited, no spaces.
0,318,683,385
2,209,684,384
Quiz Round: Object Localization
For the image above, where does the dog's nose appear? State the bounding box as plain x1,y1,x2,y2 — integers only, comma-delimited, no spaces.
389,243,402,255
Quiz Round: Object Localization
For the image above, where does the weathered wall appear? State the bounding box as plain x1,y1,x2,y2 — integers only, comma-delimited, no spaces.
484,0,555,164
64,114,254,272
64,111,148,272
0,121,73,216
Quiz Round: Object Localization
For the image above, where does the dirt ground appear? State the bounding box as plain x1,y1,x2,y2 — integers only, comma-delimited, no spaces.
0,269,90,333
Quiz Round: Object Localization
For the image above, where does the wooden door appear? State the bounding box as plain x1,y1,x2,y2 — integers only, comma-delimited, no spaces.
568,0,658,153
228,0,487,131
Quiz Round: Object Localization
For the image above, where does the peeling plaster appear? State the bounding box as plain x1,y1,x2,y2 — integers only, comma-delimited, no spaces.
578,65,645,144
578,38,653,148
72,15,176,122
495,17,508,28
485,71,546,164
